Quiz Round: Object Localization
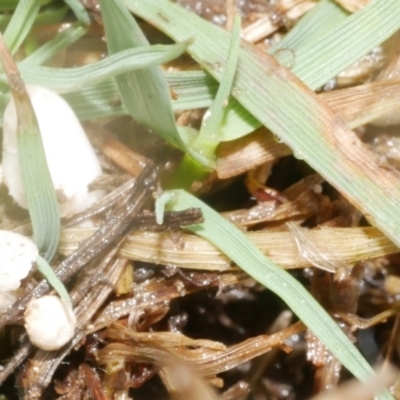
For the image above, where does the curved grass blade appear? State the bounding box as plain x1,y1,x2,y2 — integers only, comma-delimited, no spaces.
156,190,393,400
0,33,60,262
99,0,187,151
36,255,71,306
4,42,189,93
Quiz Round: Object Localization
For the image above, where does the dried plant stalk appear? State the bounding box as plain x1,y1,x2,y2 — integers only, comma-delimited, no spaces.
97,322,305,377
216,79,400,178
88,271,247,333
333,0,370,12
60,225,398,271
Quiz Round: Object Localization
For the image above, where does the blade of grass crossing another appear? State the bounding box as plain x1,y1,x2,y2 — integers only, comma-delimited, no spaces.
3,43,189,93
170,15,241,187
99,0,187,151
156,190,393,400
62,0,90,24
125,0,400,266
23,22,87,66
126,0,400,142
270,0,348,59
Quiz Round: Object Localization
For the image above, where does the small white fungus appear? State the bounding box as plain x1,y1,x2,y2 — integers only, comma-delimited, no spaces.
2,84,103,217
24,295,77,351
0,230,38,292
0,289,21,311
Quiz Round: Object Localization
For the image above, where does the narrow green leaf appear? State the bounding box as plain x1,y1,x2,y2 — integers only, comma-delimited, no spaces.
23,22,87,66
62,0,90,24
99,0,187,151
3,0,40,55
6,42,189,93
166,70,217,111
64,80,124,120
194,15,241,160
270,0,348,57
156,190,393,400
16,97,61,262
0,0,53,11
126,0,400,251
170,16,241,187
36,255,71,306
0,34,60,262
126,0,400,143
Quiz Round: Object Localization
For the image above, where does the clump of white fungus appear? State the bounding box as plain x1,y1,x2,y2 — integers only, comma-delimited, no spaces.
0,230,38,310
24,295,77,351
2,84,103,217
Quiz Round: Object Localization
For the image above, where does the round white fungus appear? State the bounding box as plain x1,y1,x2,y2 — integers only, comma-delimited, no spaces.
0,289,21,310
2,84,103,217
24,295,77,351
0,230,38,292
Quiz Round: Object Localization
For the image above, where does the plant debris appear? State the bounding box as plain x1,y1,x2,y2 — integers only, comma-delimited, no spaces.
1,1,400,399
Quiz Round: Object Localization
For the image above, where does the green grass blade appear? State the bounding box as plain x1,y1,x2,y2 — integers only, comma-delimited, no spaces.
270,0,348,57
126,1,400,252
62,0,90,24
0,70,213,126
288,1,393,89
167,70,217,111
3,0,40,55
0,34,60,262
64,80,124,120
156,190,393,400
126,0,400,143
194,15,241,160
171,16,241,187
36,255,71,306
0,0,53,11
0,3,69,31
23,22,87,66
0,43,189,93
220,0,396,140
99,0,187,151
16,100,61,262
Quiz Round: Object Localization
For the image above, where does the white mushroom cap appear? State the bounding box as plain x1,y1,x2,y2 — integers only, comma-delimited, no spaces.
2,84,103,217
0,230,38,291
0,289,21,310
24,295,77,351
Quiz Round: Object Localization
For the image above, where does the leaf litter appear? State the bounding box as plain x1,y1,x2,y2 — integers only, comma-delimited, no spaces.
1,0,400,399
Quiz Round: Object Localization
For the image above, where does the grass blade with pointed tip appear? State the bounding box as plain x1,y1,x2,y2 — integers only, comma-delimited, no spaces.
36,255,71,306
171,15,241,187
99,0,186,151
156,190,393,400
0,33,60,262
0,42,189,93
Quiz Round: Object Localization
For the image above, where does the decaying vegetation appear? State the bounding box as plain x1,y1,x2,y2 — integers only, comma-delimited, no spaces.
1,0,400,399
